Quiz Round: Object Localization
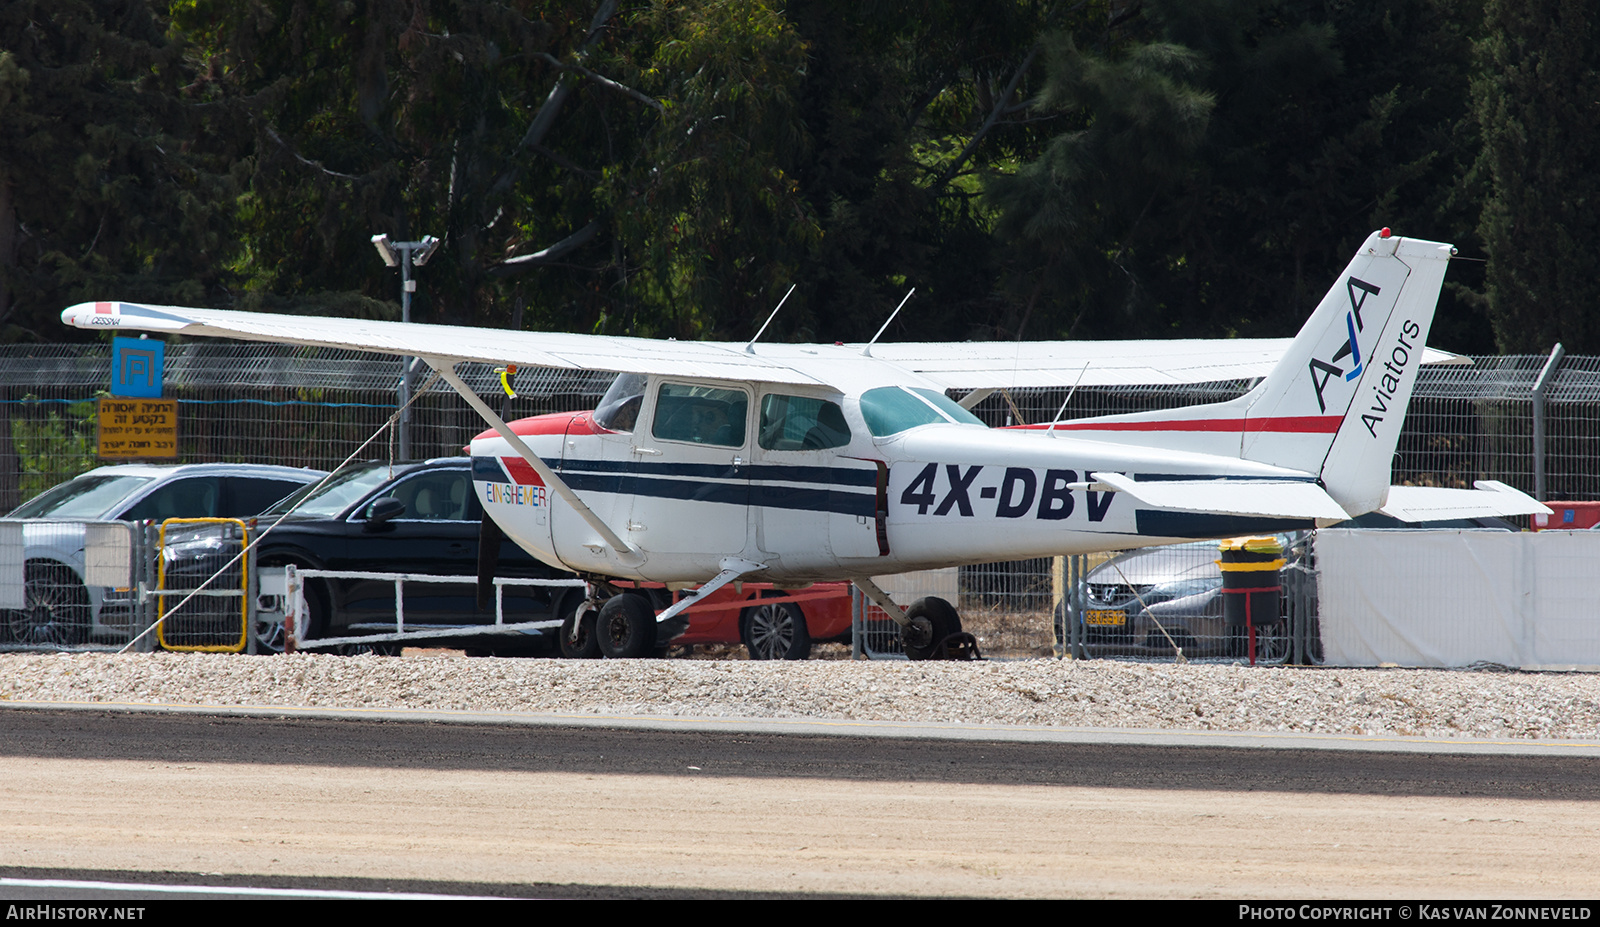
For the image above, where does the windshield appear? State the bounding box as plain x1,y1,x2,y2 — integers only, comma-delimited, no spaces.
260,464,394,518
858,387,986,437
594,372,647,432
10,474,155,518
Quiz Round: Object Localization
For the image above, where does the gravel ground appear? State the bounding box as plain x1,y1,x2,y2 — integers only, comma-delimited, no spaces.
4,651,1600,740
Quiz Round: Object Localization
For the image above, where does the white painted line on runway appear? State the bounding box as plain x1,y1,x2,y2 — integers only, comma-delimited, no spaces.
0,877,509,900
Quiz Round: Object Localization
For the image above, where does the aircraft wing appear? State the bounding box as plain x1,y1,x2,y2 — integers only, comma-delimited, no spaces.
62,300,1465,391
863,340,1467,390
1378,481,1552,522
61,301,830,386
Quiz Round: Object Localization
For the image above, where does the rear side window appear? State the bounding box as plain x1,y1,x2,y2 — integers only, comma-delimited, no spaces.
759,394,851,450
652,383,748,447
119,477,221,521
224,477,311,517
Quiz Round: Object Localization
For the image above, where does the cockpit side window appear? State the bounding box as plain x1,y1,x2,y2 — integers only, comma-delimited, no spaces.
594,372,648,433
651,382,748,447
759,394,851,450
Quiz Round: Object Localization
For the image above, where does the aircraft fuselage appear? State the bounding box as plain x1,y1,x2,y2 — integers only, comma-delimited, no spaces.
469,377,1313,584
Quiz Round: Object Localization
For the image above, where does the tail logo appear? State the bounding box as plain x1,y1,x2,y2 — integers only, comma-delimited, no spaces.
1307,277,1382,412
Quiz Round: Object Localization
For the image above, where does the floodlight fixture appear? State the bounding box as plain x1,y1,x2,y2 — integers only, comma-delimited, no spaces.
412,234,442,267
371,233,399,267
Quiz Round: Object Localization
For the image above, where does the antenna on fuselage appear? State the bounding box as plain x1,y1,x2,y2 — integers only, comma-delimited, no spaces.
745,283,797,354
1045,362,1091,438
862,288,915,356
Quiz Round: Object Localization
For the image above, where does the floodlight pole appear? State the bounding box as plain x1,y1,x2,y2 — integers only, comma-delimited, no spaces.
372,233,440,460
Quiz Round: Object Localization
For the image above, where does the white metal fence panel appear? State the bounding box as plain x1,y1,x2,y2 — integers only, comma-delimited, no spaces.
83,522,133,588
1316,528,1600,668
0,521,22,608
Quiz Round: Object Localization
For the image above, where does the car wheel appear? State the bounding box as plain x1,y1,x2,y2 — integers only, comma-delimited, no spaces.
1252,619,1292,665
901,596,961,661
595,593,656,659
5,563,90,647
334,641,402,656
558,594,601,659
742,598,811,660
253,611,287,654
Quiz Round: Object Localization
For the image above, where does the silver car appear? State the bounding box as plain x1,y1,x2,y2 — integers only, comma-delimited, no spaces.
5,463,325,645
1076,537,1300,660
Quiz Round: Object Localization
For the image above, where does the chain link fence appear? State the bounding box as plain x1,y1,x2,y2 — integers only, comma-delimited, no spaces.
939,352,1594,659
1,343,1586,661
0,343,614,512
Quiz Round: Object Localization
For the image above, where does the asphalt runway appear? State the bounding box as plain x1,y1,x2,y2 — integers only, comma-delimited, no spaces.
4,706,1600,898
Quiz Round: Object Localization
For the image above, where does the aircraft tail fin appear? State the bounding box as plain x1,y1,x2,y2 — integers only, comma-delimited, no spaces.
1042,230,1454,518
1240,231,1453,514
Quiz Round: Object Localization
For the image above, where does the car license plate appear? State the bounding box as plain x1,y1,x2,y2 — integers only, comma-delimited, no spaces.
1085,609,1126,627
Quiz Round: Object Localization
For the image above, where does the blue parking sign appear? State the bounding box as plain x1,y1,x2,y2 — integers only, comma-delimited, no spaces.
111,336,164,397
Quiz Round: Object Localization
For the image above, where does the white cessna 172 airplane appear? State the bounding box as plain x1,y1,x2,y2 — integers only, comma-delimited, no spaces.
64,229,1547,659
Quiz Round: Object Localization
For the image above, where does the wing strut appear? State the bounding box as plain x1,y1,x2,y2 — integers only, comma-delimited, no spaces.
652,557,768,626
852,577,909,628
425,357,642,566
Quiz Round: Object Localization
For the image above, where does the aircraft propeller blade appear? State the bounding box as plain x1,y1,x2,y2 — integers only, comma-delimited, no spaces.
477,512,505,611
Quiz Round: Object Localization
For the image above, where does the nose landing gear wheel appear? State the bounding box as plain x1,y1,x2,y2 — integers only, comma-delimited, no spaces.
559,596,601,659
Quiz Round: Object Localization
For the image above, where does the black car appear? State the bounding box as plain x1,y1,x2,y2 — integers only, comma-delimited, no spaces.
165,458,574,653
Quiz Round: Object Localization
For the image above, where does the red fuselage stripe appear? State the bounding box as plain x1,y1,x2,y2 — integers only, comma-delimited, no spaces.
1016,416,1342,434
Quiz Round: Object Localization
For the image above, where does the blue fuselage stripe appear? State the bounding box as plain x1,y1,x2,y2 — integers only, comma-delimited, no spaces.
474,456,876,517
557,457,879,487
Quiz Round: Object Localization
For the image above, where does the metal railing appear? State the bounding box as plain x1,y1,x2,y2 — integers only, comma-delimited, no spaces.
156,518,253,653
282,565,584,652
0,518,159,652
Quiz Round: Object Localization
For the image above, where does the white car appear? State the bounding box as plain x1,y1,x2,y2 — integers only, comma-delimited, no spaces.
5,463,326,645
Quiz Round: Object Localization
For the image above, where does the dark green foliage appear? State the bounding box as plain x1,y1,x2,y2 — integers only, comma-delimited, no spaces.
0,0,234,340
989,0,1489,348
1473,0,1600,353
0,0,1581,355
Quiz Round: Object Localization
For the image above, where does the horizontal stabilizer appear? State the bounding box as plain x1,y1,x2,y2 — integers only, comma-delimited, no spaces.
1378,481,1551,522
1085,472,1351,521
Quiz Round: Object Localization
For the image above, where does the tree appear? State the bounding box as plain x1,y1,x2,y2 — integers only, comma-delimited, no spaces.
0,0,233,341
171,0,823,337
988,0,1486,346
1473,0,1600,353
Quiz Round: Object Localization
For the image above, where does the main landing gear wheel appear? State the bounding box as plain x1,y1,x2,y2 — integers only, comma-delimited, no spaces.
595,593,657,659
742,597,811,660
901,596,976,661
559,594,601,659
